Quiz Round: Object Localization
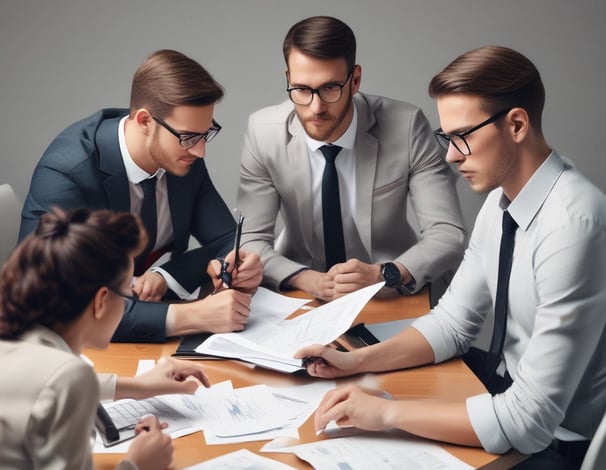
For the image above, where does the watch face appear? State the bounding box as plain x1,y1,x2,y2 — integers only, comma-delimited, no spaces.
382,262,401,288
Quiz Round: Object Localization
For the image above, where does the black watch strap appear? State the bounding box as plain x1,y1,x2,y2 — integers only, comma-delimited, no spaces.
380,262,401,288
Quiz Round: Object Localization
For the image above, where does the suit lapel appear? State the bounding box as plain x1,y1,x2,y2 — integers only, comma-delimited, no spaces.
353,96,378,256
96,114,130,212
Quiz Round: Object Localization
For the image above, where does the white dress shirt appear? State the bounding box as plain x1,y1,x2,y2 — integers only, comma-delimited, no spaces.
118,117,196,299
412,151,606,454
305,106,370,262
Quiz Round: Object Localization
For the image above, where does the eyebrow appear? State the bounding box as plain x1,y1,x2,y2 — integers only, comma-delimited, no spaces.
439,124,475,135
173,123,214,135
288,76,345,88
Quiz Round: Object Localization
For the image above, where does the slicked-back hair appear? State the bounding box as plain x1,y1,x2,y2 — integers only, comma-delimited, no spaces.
130,49,224,119
283,16,356,71
0,208,146,339
429,45,545,131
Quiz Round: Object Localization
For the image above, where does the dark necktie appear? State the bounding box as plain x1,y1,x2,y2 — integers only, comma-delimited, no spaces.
320,144,346,270
488,210,518,372
135,176,157,275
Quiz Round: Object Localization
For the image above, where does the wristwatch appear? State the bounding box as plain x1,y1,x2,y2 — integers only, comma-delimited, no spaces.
380,262,401,288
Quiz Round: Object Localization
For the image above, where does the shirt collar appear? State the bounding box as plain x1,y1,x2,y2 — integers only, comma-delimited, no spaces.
118,116,165,184
500,151,565,231
304,105,358,152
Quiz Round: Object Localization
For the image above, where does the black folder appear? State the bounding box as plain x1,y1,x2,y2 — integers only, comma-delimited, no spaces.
172,332,218,359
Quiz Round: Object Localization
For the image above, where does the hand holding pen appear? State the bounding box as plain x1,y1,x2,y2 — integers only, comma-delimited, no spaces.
126,415,173,470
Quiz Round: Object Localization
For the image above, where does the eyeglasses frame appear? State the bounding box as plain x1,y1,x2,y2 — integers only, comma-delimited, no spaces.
109,286,139,303
286,67,355,106
152,115,222,149
434,107,513,156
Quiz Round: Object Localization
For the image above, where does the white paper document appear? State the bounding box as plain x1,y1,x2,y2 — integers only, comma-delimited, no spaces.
203,381,337,445
183,448,297,470
264,433,474,470
94,379,336,453
196,282,385,372
94,381,235,453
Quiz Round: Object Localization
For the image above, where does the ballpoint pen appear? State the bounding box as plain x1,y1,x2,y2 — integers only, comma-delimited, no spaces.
233,213,244,269
219,213,245,288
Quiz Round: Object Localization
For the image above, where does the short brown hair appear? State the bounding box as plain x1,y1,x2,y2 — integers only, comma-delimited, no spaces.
130,49,224,118
428,45,545,130
0,208,146,339
283,16,356,71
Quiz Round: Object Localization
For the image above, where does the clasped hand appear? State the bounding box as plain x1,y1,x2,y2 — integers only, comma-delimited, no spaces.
294,258,382,301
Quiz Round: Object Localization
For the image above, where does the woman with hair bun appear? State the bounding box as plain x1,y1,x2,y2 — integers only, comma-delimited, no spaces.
0,207,208,469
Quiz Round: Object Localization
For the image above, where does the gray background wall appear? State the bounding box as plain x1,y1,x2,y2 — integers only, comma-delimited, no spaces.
1,0,604,233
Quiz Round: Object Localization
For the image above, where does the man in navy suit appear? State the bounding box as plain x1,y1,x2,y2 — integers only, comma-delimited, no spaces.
19,49,263,342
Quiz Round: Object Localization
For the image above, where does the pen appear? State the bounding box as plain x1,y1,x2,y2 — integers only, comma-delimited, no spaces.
233,213,244,268
138,413,154,433
218,214,244,289
219,259,231,288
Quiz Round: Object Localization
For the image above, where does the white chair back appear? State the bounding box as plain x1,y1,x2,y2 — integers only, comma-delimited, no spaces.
0,184,22,265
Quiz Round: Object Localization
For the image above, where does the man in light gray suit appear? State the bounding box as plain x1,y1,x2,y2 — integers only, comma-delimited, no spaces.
237,16,465,302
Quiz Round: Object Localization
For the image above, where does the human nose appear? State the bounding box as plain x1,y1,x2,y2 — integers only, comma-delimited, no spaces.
308,91,327,114
187,139,206,158
445,143,465,164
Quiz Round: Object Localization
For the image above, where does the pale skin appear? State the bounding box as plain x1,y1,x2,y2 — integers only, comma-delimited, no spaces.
284,49,413,301
295,93,552,448
123,104,264,336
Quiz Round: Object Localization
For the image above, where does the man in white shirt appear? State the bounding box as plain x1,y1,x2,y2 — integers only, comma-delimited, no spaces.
296,45,606,469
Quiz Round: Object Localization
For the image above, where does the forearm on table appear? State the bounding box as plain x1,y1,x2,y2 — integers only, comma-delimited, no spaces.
384,399,480,447
354,326,435,373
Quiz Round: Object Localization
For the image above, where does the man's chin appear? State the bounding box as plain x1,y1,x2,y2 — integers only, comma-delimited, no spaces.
166,164,193,177
302,122,334,142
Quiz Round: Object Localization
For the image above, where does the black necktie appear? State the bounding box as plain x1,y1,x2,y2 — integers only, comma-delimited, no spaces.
320,144,346,270
135,176,157,275
488,210,518,372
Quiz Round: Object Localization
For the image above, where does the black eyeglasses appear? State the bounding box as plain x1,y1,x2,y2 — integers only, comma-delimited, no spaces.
152,116,222,149
286,68,354,106
109,286,138,303
434,108,512,156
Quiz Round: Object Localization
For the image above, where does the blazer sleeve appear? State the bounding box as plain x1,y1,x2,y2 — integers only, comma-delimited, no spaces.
393,107,466,288
19,155,93,241
111,299,169,343
237,111,306,290
26,357,99,470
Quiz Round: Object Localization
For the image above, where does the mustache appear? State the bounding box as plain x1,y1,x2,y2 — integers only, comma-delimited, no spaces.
304,112,330,121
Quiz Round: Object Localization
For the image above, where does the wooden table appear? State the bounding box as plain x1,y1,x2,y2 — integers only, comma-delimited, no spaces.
89,288,524,469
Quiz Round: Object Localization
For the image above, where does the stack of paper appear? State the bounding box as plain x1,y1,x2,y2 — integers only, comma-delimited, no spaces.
195,282,385,373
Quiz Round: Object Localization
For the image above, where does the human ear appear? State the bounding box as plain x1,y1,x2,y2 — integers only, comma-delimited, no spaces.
133,109,153,135
92,287,111,321
507,107,529,143
351,64,362,94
